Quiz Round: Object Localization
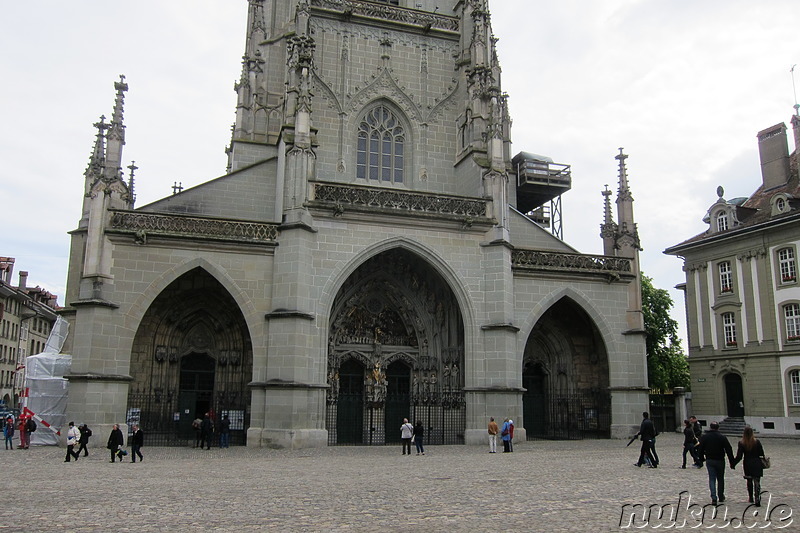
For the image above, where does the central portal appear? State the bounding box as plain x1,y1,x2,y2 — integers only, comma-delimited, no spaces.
326,248,465,445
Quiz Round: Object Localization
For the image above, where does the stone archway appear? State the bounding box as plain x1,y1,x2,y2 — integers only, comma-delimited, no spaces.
326,248,465,445
127,268,253,445
522,297,611,439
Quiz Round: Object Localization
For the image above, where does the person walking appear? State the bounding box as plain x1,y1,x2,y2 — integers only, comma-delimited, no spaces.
487,417,499,453
18,417,27,449
501,418,512,453
64,421,81,462
219,415,231,449
107,424,125,462
731,426,766,506
697,421,735,505
130,424,144,463
413,420,425,456
634,412,658,468
690,416,704,467
400,418,414,455
4,417,14,450
681,419,698,469
508,420,515,452
77,424,92,457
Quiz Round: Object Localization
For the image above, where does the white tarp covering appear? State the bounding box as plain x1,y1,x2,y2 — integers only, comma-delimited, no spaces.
24,316,70,446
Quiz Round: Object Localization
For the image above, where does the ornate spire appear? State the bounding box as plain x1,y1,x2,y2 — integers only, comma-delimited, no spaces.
105,75,128,182
616,147,631,201
84,115,108,182
127,161,138,207
613,148,641,255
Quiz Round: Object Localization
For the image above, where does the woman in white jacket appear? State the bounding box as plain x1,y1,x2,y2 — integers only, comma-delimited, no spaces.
64,421,81,462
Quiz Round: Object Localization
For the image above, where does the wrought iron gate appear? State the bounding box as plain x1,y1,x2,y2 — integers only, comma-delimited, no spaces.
126,391,249,446
327,391,465,446
524,390,611,440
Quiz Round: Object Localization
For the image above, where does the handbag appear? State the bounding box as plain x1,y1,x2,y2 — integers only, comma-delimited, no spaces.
760,456,770,469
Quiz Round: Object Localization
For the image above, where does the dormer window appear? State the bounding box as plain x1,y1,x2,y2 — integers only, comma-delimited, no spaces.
716,211,729,232
771,193,794,216
718,261,733,293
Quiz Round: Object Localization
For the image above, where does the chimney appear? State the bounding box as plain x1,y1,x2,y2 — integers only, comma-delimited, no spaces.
18,271,28,290
0,257,14,284
757,123,791,190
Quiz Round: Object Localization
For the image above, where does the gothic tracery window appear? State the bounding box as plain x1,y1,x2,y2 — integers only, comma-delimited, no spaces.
357,104,405,184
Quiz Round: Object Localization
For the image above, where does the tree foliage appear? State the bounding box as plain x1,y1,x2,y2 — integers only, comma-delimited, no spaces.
641,273,690,391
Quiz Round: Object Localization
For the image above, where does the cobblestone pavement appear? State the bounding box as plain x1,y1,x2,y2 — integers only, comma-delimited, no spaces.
0,433,797,532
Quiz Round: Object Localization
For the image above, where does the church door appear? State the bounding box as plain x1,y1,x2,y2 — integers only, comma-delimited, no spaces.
384,360,411,443
178,353,216,438
336,359,365,444
522,363,547,436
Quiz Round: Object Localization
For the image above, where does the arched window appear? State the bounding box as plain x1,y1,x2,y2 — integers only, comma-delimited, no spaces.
716,211,729,232
718,261,733,293
357,104,404,184
785,303,800,341
791,370,800,404
778,248,797,284
722,312,737,347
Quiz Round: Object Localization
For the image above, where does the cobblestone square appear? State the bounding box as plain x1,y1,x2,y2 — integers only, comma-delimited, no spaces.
0,433,797,532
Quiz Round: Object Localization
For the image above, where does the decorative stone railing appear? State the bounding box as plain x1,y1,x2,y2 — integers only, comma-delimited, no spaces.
109,211,279,243
512,249,632,276
310,0,460,32
310,181,489,219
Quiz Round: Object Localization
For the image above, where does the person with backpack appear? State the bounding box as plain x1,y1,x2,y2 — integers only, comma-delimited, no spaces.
21,416,36,449
500,418,512,453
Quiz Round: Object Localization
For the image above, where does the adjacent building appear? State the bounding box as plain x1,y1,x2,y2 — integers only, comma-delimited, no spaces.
0,257,59,408
61,0,648,448
665,113,800,436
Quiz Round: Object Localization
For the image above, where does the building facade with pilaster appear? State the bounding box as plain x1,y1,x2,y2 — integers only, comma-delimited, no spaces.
665,114,800,436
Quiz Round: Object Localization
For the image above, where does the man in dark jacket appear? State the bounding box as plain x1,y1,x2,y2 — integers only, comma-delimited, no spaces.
200,414,214,450
130,424,144,462
634,412,659,468
107,424,125,462
697,421,735,505
77,424,92,457
690,416,703,467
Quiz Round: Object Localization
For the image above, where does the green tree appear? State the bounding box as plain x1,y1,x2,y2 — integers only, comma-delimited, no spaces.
641,273,690,391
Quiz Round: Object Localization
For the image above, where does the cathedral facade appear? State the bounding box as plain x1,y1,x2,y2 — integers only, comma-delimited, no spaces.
62,0,648,448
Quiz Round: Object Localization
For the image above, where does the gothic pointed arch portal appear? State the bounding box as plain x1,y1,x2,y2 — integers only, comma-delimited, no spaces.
127,268,253,445
523,298,611,440
326,249,465,445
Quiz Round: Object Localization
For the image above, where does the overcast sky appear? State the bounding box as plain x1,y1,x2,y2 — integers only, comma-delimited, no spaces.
1,1,798,348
